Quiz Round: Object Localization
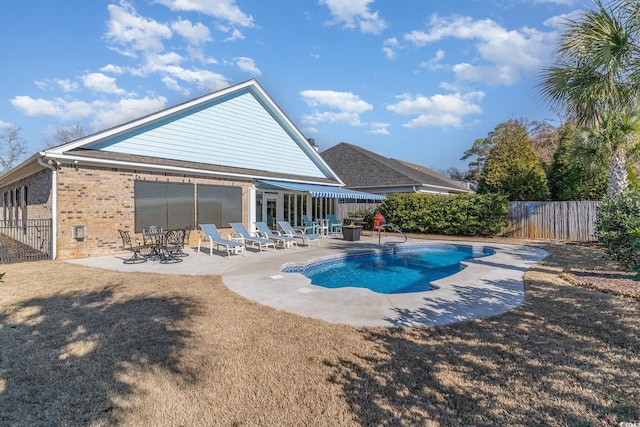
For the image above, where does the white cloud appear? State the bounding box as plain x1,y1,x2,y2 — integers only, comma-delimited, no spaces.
155,0,254,27
453,63,521,85
89,96,168,130
105,2,172,56
543,9,584,29
300,89,373,126
420,49,445,71
159,65,229,93
11,96,95,121
303,126,319,134
171,19,211,45
403,14,556,85
224,27,245,42
33,79,79,92
382,37,400,60
368,122,390,135
10,94,168,132
319,0,388,34
100,64,125,74
0,120,12,128
386,91,484,129
82,73,126,95
56,79,79,92
143,52,185,71
234,57,261,76
161,76,183,94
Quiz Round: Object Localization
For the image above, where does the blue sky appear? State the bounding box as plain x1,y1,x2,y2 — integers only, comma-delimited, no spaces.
1,0,588,171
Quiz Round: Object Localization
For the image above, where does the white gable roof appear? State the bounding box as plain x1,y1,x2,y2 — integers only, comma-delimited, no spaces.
47,79,340,182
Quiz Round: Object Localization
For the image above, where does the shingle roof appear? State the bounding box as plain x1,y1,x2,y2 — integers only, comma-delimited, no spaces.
320,142,468,193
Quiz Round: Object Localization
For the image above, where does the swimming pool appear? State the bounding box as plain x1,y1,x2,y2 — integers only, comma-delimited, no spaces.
283,244,494,294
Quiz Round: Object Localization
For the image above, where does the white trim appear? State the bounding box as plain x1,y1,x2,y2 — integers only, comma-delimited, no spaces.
45,153,342,186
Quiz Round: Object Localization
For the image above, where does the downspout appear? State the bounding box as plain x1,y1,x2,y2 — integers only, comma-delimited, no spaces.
37,157,57,260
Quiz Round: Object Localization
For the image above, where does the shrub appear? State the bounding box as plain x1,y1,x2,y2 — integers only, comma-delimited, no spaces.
378,193,509,237
595,191,640,271
346,207,376,229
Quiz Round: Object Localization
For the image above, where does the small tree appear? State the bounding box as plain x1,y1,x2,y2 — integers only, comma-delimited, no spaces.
539,0,640,197
0,125,27,173
547,124,608,200
527,119,562,174
595,191,640,271
45,122,86,148
477,120,550,201
438,167,471,182
460,135,495,184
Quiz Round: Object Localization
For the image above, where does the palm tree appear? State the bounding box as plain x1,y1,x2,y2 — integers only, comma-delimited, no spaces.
539,0,640,196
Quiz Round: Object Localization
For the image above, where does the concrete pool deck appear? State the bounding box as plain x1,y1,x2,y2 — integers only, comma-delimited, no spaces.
69,235,548,327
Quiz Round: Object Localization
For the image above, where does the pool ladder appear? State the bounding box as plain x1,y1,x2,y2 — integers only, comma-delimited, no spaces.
377,223,407,247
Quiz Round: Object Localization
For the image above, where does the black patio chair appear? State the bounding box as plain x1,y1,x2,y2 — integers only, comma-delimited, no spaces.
181,227,193,255
118,230,147,264
167,228,190,257
159,229,184,263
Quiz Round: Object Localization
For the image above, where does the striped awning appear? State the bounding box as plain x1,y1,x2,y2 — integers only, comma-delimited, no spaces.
257,179,386,200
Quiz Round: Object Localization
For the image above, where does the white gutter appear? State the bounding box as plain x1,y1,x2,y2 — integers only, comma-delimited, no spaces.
37,157,57,260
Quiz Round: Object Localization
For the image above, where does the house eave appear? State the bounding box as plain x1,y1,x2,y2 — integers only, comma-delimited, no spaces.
347,183,473,194
0,153,48,186
47,152,340,186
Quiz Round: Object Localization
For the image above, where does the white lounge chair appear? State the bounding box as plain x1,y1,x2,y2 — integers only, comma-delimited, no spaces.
229,222,276,253
197,224,246,258
254,222,298,250
277,221,321,247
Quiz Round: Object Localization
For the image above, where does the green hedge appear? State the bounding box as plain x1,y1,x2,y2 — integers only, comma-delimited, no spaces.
595,191,640,272
378,193,509,236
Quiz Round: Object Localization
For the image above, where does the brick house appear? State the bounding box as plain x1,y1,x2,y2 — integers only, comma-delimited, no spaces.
0,80,383,260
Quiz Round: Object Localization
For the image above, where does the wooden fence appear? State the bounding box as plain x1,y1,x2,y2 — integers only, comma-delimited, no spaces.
502,201,600,241
338,199,601,242
337,201,381,219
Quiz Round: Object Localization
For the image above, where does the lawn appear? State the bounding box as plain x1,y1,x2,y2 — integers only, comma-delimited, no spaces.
0,240,638,426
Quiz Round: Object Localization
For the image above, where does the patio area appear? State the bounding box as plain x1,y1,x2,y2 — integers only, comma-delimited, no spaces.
70,234,548,327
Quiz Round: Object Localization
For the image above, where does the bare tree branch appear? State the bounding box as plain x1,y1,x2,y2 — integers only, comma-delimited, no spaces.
0,125,27,173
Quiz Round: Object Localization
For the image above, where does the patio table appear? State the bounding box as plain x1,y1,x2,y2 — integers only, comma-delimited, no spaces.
144,231,183,263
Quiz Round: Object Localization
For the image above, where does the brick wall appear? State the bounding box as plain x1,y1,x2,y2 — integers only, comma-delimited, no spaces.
56,164,251,260
0,169,52,221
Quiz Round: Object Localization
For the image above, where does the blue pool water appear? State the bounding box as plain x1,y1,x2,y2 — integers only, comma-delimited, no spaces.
283,245,493,294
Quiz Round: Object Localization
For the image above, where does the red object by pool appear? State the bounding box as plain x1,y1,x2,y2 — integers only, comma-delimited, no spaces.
373,214,385,229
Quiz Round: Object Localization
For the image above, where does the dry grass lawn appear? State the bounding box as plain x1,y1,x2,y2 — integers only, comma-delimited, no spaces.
0,239,638,426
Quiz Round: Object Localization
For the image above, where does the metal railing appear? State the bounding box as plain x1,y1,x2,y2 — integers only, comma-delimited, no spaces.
0,219,52,263
377,223,407,247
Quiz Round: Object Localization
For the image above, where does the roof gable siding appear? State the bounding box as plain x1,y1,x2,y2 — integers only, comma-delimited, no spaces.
86,89,326,178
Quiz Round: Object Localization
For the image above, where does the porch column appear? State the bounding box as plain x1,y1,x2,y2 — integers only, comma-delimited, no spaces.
248,186,256,232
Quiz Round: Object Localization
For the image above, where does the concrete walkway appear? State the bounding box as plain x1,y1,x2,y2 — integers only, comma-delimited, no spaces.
69,234,548,327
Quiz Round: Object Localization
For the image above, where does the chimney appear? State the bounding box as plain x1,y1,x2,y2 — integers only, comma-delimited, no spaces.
307,138,318,151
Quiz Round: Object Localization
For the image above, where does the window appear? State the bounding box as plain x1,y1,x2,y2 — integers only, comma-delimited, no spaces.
134,181,195,232
2,191,7,222
283,193,308,228
197,184,242,227
19,186,27,226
